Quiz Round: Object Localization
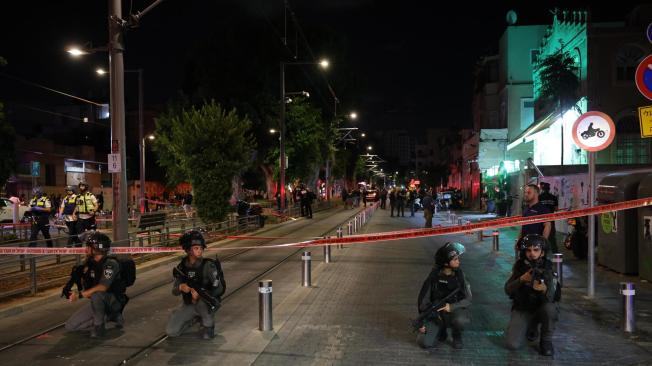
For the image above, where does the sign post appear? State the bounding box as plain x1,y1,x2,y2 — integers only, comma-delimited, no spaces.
572,111,616,298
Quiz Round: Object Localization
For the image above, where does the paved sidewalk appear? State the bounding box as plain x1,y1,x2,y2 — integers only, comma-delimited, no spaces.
246,208,652,365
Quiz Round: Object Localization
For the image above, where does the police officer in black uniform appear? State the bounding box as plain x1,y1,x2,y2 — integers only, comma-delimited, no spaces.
504,234,560,356
28,186,54,247
416,242,472,349
64,232,128,338
166,230,225,339
538,182,559,253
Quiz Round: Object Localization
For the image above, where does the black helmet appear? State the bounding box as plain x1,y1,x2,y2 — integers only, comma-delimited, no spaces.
85,232,111,253
32,186,44,196
517,234,548,252
180,230,206,251
435,242,466,267
65,185,75,193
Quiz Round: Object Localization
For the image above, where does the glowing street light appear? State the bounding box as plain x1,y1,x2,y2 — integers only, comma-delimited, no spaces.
269,128,277,134
147,134,155,141
349,112,358,120
96,68,107,76
367,145,373,151
319,59,330,69
66,46,88,57
360,132,366,138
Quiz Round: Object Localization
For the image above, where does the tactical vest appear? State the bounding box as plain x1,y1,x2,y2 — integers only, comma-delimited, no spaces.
177,258,217,305
29,197,50,217
76,192,95,214
84,256,125,295
512,258,552,311
430,269,465,304
62,195,77,215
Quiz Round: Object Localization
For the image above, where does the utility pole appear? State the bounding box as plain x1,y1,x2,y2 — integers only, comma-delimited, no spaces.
108,0,128,244
280,62,286,211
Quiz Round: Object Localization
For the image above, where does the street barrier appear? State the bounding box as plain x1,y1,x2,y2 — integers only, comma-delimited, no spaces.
621,282,636,332
302,251,311,287
258,279,273,331
323,237,331,263
553,253,563,286
492,230,500,251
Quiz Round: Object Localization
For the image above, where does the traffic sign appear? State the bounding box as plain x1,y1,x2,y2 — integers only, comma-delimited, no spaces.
108,154,121,173
572,111,616,152
30,161,40,177
638,105,652,138
635,55,652,101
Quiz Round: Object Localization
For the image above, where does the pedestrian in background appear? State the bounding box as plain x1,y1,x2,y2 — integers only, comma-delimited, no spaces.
59,185,80,247
421,189,434,228
28,186,54,247
538,182,558,253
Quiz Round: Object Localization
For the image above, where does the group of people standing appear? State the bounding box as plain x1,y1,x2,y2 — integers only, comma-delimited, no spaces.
28,181,98,247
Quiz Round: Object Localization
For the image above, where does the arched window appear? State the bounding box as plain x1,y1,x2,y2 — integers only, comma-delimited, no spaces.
616,44,645,81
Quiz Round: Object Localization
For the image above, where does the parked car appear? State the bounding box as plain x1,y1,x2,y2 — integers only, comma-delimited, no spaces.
0,198,29,223
365,189,379,202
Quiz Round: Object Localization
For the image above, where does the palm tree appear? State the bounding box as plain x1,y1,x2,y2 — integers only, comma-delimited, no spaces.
536,50,581,165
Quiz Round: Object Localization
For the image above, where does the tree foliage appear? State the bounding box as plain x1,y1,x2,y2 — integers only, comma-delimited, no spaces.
0,56,15,192
266,97,329,183
537,50,581,113
153,101,255,221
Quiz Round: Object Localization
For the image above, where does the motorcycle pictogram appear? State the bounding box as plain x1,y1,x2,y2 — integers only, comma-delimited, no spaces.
580,122,605,140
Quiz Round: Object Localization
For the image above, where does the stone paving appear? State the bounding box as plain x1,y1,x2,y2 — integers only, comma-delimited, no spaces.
249,208,652,365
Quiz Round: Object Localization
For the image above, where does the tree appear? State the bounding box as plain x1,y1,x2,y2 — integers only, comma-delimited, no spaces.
536,50,581,164
153,101,255,222
0,56,15,192
537,50,580,114
266,97,329,184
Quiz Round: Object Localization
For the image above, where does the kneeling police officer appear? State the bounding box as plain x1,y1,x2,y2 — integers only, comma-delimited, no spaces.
504,234,560,356
416,242,472,349
63,232,129,338
166,230,225,339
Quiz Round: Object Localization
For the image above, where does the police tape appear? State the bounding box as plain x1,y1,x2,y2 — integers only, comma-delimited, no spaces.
1,196,650,255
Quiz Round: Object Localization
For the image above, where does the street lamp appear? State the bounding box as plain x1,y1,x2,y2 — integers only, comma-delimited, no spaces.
361,132,366,138
367,145,373,151
349,112,358,120
269,128,277,134
280,58,329,211
96,68,107,76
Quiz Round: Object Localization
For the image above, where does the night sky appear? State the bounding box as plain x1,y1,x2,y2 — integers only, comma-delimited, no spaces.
0,1,641,138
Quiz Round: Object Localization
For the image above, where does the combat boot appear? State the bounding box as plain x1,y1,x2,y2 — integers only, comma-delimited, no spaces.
436,327,447,342
202,326,215,340
90,324,105,338
539,340,554,356
452,330,463,349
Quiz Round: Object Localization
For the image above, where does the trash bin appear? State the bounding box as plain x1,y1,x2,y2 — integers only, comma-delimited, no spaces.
637,173,652,281
597,172,648,275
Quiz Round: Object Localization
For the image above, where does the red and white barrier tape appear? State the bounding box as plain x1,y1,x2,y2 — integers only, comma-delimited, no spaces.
1,197,650,255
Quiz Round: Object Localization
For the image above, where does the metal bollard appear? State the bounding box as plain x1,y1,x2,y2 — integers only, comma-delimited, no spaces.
492,230,500,251
447,210,451,220
451,213,456,224
30,257,37,295
337,227,343,249
457,217,463,226
354,216,358,233
621,282,636,333
258,280,273,331
552,253,563,286
323,237,331,263
477,230,483,241
434,205,438,215
362,211,366,225
302,251,311,287
347,221,352,235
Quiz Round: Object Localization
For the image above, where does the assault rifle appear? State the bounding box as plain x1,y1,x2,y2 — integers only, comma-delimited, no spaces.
411,287,462,332
173,267,221,311
61,265,85,299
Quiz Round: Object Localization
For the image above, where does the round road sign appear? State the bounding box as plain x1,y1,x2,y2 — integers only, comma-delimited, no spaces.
635,54,652,101
572,111,616,152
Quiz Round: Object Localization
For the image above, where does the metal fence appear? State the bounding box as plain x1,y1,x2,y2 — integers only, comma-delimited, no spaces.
0,199,334,300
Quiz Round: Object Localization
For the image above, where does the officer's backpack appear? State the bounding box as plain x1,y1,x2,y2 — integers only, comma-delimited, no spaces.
107,255,136,287
209,257,226,297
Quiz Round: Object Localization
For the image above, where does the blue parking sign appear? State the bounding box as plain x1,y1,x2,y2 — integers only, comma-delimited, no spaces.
30,161,40,177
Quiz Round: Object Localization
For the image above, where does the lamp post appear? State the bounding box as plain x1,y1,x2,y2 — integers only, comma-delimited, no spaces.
279,59,328,211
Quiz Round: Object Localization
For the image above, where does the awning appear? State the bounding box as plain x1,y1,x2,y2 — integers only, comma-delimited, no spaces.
506,111,556,151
